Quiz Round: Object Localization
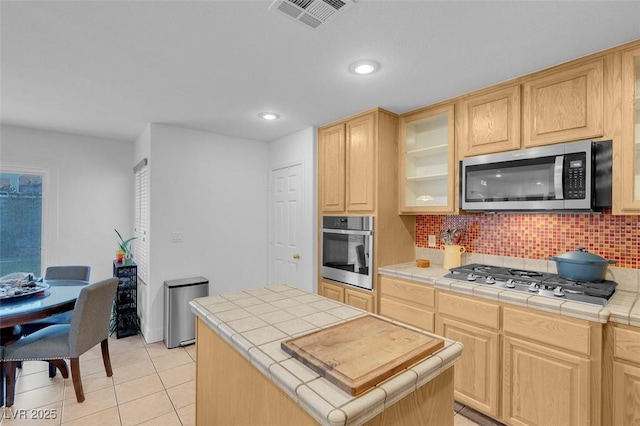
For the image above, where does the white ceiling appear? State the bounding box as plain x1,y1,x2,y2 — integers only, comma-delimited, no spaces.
2,1,640,143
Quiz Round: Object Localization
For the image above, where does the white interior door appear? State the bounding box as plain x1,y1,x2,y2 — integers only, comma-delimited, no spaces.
269,163,303,285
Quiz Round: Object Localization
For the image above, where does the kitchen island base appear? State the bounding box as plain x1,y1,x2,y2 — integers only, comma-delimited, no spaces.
196,317,455,426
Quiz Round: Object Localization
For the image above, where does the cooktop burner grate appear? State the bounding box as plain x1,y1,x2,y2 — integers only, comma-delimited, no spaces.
444,263,616,306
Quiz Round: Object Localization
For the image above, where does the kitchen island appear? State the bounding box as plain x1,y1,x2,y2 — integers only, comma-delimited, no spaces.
189,284,462,426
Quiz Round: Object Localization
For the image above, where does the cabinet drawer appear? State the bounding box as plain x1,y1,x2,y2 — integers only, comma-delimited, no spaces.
437,292,500,330
345,288,374,313
379,297,434,331
503,307,591,356
614,326,640,364
380,276,434,308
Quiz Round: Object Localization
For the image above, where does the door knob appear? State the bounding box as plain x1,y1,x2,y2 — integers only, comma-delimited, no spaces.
293,253,301,260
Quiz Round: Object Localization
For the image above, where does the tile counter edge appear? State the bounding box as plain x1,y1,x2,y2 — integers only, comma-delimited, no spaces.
379,262,640,325
189,284,462,426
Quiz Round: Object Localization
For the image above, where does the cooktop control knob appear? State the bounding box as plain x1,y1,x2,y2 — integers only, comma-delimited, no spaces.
505,279,515,288
485,276,495,284
528,283,540,292
553,286,565,297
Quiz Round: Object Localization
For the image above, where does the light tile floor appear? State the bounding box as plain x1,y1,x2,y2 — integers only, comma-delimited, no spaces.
0,333,497,426
1,334,195,426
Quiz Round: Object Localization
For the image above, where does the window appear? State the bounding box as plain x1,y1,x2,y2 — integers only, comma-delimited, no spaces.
0,171,43,277
134,159,149,284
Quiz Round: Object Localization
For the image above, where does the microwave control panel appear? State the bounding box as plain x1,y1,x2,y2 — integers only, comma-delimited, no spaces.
564,152,587,199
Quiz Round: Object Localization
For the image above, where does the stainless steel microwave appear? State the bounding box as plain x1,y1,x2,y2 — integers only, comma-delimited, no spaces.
460,139,612,213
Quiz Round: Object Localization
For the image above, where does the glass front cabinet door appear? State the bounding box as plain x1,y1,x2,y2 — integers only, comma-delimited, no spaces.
398,103,456,214
620,45,640,212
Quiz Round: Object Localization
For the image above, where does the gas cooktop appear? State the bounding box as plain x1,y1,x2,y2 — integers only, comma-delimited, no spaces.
444,263,617,306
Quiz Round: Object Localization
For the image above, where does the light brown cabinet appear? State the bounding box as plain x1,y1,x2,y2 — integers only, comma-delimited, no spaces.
440,316,500,417
318,280,374,313
318,280,344,302
345,114,376,212
436,291,501,418
344,287,374,312
503,335,591,426
379,276,435,332
610,324,640,425
318,112,375,214
502,307,601,426
618,45,640,213
460,84,521,157
398,103,456,213
317,108,416,314
523,58,604,147
318,124,346,212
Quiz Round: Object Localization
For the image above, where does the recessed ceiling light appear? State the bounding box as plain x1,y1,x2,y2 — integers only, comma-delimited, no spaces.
349,59,380,75
259,112,280,120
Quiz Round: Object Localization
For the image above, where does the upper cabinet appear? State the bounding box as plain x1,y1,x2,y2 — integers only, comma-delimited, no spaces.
459,84,521,157
619,45,640,213
523,58,604,147
318,109,400,215
318,112,376,213
345,114,376,212
318,123,346,212
398,103,456,214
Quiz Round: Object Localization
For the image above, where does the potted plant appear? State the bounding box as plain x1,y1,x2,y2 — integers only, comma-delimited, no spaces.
115,228,137,264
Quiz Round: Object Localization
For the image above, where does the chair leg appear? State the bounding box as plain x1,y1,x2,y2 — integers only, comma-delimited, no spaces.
48,362,56,378
70,358,84,403
100,339,113,377
48,359,69,379
0,361,4,407
4,361,18,408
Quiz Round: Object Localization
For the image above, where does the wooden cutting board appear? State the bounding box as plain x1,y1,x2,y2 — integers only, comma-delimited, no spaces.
281,314,444,396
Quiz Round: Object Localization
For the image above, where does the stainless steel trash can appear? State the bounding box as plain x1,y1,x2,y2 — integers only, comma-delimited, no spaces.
164,277,209,349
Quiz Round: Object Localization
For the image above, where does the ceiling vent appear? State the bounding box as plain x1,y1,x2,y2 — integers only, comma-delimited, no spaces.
269,0,353,30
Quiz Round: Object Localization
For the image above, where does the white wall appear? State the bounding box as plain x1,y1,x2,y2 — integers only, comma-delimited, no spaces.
268,127,317,293
0,123,315,345
138,123,270,343
0,125,134,281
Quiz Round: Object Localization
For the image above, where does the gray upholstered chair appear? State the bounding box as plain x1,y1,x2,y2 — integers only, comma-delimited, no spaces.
3,277,118,407
20,265,92,377
43,265,91,281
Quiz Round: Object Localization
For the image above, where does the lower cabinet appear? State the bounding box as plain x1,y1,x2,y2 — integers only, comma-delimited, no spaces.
440,316,500,418
344,288,374,312
502,306,601,426
379,276,435,332
611,325,640,425
503,336,591,426
613,362,640,425
436,291,500,418
318,280,344,302
318,280,374,313
331,275,610,426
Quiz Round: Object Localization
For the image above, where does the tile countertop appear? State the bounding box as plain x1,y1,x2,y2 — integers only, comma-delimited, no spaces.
379,262,640,326
189,284,462,426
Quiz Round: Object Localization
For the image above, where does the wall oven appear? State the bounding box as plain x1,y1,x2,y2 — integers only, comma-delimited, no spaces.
321,216,374,291
460,139,612,212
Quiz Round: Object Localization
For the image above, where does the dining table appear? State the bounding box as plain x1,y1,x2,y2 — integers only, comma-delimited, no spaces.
0,280,88,407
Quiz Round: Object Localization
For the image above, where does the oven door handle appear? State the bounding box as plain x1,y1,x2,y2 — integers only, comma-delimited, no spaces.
321,228,373,236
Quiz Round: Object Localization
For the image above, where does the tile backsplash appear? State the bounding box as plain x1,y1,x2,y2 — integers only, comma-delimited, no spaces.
416,211,640,269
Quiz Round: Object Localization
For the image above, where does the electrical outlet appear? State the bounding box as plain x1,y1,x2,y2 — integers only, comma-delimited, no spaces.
428,235,436,247
171,232,183,243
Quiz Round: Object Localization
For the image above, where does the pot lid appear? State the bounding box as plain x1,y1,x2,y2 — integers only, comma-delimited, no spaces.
553,247,609,263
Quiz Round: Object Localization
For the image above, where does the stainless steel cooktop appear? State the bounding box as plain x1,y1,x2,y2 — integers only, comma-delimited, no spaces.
444,263,617,306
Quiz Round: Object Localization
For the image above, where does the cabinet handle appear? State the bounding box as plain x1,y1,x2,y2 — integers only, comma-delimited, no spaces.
293,254,301,260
